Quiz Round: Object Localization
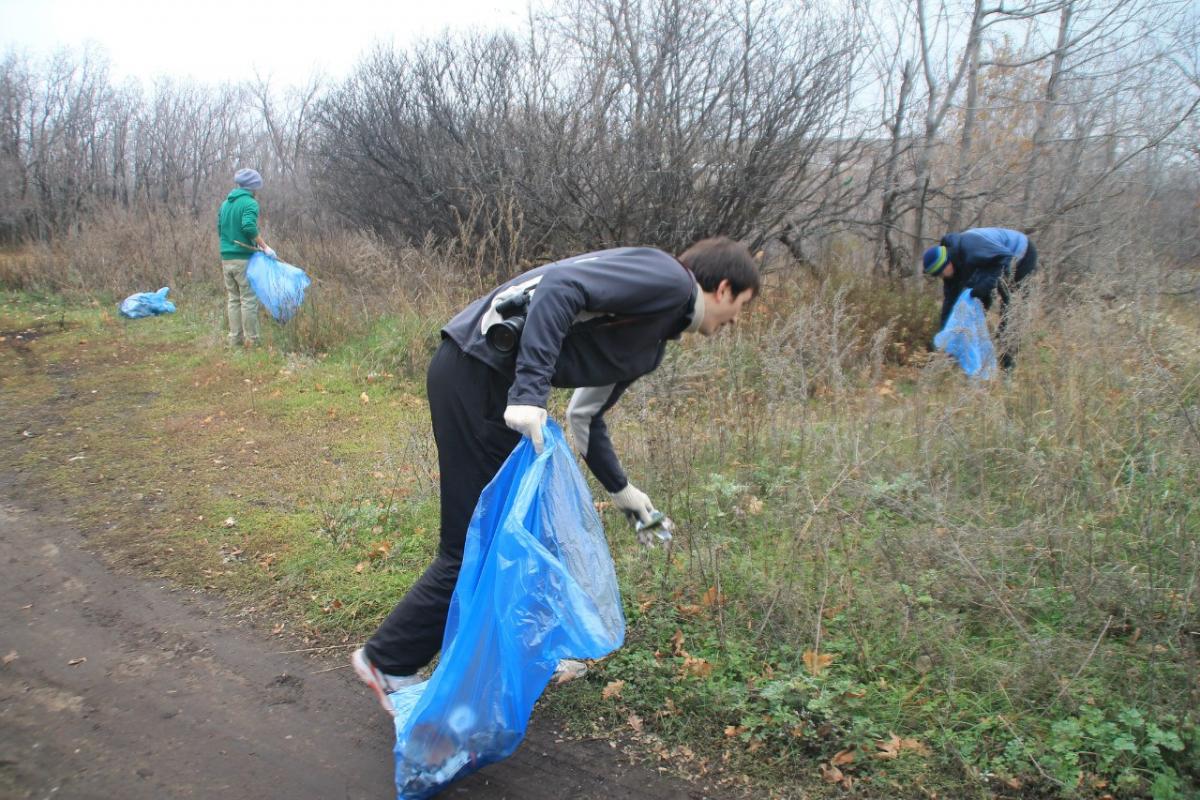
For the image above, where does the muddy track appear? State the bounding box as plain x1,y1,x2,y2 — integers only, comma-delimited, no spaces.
0,333,718,800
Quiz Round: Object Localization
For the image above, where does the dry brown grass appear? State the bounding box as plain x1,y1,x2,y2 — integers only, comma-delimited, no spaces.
5,210,1198,794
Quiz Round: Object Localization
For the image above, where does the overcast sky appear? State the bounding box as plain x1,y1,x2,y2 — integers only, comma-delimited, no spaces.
0,0,532,86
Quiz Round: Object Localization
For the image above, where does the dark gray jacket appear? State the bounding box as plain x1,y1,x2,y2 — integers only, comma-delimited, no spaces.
442,246,698,492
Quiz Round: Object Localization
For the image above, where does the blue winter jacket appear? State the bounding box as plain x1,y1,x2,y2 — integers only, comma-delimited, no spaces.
940,228,1031,326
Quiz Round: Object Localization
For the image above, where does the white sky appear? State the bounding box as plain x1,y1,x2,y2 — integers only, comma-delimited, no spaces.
0,0,533,87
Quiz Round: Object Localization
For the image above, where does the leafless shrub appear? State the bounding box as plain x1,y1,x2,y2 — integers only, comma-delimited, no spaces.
311,0,868,265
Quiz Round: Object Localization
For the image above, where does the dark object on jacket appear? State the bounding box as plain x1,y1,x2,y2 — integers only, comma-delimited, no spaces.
939,228,1038,328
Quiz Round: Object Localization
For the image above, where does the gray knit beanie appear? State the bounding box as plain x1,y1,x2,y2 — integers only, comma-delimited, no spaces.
234,168,263,190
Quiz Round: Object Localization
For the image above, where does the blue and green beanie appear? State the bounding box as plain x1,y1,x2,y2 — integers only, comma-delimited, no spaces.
923,245,949,276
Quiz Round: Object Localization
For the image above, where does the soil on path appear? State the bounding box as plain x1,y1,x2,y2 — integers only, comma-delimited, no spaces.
0,497,710,800
0,319,715,799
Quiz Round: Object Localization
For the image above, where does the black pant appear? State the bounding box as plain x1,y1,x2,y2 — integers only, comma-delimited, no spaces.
997,241,1038,369
365,339,520,675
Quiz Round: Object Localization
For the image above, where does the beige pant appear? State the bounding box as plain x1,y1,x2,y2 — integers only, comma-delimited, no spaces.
222,260,260,344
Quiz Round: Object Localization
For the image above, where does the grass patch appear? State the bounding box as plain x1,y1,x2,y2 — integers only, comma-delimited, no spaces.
2,276,1197,798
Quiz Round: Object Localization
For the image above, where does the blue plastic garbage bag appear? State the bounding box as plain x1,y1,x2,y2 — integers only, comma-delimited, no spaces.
934,289,996,379
246,252,310,322
391,420,625,799
118,287,175,319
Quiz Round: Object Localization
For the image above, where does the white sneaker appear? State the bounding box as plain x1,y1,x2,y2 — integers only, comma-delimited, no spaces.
351,647,422,716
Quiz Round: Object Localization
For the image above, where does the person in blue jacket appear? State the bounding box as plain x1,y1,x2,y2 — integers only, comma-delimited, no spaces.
351,237,760,715
923,227,1038,369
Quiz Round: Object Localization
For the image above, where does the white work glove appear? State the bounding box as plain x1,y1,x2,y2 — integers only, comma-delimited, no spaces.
263,246,277,258
503,404,547,453
610,483,656,525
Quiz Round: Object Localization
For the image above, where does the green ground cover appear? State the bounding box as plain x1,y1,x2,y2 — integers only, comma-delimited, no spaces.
1,286,1196,799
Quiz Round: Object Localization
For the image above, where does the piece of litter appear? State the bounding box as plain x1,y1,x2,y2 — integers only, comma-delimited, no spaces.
67,657,87,666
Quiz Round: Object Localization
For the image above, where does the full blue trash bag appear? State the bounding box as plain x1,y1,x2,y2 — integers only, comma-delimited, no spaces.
246,252,310,322
390,420,625,799
934,289,996,379
118,287,176,319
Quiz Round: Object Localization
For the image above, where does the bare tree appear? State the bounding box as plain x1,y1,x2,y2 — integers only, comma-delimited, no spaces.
312,0,867,267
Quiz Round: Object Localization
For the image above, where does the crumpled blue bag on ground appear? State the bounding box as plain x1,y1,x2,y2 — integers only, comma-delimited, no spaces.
118,287,175,319
246,252,310,322
390,419,625,799
934,289,996,379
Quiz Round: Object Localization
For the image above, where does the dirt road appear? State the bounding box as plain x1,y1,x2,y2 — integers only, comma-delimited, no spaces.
0,499,707,800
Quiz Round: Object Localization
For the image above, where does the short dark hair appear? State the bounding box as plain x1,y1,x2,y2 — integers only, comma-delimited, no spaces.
678,237,760,297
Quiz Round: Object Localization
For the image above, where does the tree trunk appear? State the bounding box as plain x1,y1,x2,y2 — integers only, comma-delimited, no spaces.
1019,0,1073,227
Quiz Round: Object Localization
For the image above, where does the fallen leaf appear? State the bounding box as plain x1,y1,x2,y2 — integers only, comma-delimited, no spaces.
360,392,370,404
670,628,686,656
680,655,713,678
602,680,625,700
803,649,835,676
67,657,87,666
832,748,856,766
724,725,747,737
819,763,844,784
2,651,17,665
701,586,720,606
627,713,643,733
875,733,932,759
744,495,764,515
223,517,237,528
354,562,367,573
875,735,901,759
826,603,856,624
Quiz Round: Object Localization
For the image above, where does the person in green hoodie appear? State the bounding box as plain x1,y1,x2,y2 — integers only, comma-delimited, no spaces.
217,168,274,347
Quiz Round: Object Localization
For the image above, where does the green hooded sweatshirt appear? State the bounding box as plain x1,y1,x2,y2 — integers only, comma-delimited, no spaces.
217,188,261,261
